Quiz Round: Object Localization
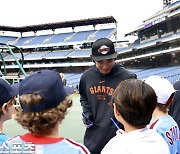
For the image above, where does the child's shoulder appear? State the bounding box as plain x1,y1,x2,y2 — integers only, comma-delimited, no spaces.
0,133,10,145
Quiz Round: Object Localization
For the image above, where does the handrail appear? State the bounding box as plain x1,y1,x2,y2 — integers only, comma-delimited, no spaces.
0,52,7,75
0,42,27,77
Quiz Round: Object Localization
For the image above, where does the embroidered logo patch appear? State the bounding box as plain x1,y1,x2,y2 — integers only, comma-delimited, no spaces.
98,45,110,55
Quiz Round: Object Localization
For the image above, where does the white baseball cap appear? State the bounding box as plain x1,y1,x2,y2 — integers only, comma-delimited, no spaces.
145,75,175,104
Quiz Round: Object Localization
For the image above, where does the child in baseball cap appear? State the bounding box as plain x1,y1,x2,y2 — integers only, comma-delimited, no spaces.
145,75,180,154
0,78,19,145
2,70,90,154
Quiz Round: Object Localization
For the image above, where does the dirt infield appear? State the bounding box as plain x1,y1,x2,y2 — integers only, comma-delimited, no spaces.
4,94,85,143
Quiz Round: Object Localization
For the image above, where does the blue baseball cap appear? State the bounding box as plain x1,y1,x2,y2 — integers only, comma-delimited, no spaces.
19,70,74,112
0,78,19,106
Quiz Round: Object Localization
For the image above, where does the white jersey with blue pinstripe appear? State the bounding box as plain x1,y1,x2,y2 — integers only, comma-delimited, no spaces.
149,115,180,154
1,133,90,154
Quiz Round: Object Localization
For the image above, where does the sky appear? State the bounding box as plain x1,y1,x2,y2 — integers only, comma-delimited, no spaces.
0,0,178,41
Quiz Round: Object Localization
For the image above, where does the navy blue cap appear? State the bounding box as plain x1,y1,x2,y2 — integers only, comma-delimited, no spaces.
0,78,19,106
19,70,74,112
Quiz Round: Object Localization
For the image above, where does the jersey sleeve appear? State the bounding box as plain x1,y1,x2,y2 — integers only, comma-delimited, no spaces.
79,74,92,116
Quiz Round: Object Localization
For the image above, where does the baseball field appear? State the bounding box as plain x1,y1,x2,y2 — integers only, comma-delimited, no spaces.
3,94,85,143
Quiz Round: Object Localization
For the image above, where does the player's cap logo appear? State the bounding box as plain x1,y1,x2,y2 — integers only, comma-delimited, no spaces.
98,45,110,55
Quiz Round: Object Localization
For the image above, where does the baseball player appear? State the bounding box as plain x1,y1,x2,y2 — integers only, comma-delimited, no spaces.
79,38,137,154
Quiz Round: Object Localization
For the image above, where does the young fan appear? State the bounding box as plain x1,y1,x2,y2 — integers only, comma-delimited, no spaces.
2,70,90,154
0,78,18,145
145,75,180,154
101,79,170,154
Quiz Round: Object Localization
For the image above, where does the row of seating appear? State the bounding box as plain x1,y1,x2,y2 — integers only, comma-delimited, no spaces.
2,46,131,61
0,28,115,47
64,66,180,87
2,49,92,61
120,30,180,54
135,66,180,84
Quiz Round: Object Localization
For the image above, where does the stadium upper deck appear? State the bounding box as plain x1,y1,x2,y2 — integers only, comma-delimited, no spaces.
0,16,117,77
0,16,117,47
0,4,179,85
117,1,180,66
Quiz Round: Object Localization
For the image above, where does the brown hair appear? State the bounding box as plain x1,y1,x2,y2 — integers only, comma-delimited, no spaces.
15,94,72,135
156,103,170,113
0,98,15,118
111,79,157,127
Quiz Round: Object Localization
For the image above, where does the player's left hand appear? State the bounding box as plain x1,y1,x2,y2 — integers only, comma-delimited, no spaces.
82,112,94,128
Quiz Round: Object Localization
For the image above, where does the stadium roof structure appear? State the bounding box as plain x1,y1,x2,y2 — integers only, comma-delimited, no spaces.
0,16,117,33
125,1,180,36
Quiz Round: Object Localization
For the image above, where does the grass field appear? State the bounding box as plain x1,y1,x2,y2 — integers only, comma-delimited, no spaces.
3,94,85,143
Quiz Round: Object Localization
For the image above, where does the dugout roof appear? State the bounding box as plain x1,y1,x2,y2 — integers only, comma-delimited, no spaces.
0,16,117,33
